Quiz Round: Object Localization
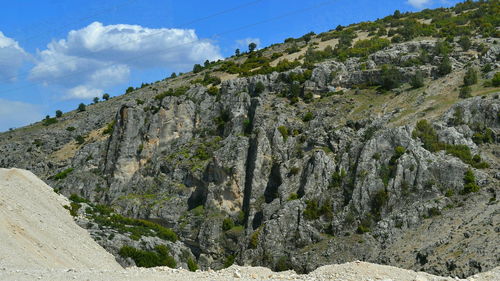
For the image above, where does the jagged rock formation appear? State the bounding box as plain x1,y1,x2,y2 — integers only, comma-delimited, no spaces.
0,2,499,278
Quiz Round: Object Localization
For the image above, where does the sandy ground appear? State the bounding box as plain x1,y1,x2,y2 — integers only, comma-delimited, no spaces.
0,168,498,281
0,168,121,270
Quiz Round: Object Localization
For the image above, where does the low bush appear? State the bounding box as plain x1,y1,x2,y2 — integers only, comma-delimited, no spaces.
461,169,480,194
52,168,74,180
118,245,176,268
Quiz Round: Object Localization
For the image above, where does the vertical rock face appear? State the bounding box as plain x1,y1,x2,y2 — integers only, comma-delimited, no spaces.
0,39,498,277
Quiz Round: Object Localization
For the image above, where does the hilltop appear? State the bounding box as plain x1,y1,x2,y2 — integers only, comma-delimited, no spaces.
0,0,498,278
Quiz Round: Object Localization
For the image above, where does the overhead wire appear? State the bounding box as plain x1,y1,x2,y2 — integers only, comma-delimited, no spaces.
0,0,336,95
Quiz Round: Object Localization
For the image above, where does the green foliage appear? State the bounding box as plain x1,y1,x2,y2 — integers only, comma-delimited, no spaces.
103,120,116,135
77,103,86,112
459,86,472,98
92,213,178,242
43,116,58,126
277,126,289,141
380,64,402,90
461,169,480,194
118,245,176,268
66,126,76,132
356,224,371,234
472,128,494,145
69,194,89,203
187,257,198,272
222,217,235,231
427,207,441,217
412,120,443,152
288,193,299,201
410,71,425,88
302,112,314,122
102,93,110,101
55,110,63,118
437,56,452,76
371,189,388,219
463,67,478,86
93,97,99,104
154,86,190,101
64,202,81,217
52,168,74,180
329,169,346,189
492,72,500,87
275,256,290,272
413,120,489,168
254,81,265,95
207,86,219,96
75,135,85,145
125,87,135,94
458,36,471,51
249,228,261,249
224,255,235,268
303,199,332,220
193,64,203,73
248,42,257,52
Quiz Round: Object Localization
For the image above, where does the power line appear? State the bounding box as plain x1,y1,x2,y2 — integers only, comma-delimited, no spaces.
0,0,336,96
4,0,266,82
9,0,140,44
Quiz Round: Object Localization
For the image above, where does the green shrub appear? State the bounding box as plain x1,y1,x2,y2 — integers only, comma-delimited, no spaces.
302,112,314,122
249,228,261,249
288,193,299,201
463,67,478,86
119,245,176,268
69,194,88,203
103,121,116,135
43,117,58,126
356,224,371,234
275,256,290,272
380,65,402,90
458,36,471,51
277,126,289,141
55,110,63,118
66,126,76,132
492,72,500,87
428,207,441,217
329,169,346,189
412,120,443,152
52,168,74,180
77,103,86,112
371,189,388,219
461,169,480,194
207,86,219,96
438,56,452,77
224,255,235,268
254,81,265,95
154,86,190,101
222,217,235,231
75,135,85,145
410,71,425,88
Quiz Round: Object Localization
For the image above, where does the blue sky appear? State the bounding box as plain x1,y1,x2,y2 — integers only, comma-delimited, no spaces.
0,0,462,131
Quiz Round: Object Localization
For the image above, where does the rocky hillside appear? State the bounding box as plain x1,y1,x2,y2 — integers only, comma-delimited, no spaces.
0,1,498,278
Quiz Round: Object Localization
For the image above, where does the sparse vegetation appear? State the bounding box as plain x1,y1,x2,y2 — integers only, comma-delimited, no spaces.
119,245,176,268
52,168,74,180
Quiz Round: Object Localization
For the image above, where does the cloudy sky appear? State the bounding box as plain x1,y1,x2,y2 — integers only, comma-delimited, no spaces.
0,0,460,131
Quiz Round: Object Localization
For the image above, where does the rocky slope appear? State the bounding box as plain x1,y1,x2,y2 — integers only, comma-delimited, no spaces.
0,1,499,278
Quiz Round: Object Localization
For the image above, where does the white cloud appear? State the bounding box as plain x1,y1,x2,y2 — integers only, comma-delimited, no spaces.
29,22,222,99
0,99,43,132
236,38,261,51
407,0,432,8
0,31,29,82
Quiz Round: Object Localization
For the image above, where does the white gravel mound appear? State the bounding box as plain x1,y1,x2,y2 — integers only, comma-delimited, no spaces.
0,168,498,281
0,168,121,270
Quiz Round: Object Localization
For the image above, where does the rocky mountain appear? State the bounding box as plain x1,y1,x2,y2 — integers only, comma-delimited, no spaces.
0,1,498,278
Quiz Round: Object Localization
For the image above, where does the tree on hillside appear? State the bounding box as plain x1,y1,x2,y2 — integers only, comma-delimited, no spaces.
55,110,63,118
193,64,203,73
93,97,99,104
77,103,86,112
463,67,478,86
248,42,257,53
102,93,110,101
235,48,241,56
410,71,425,88
438,56,452,76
